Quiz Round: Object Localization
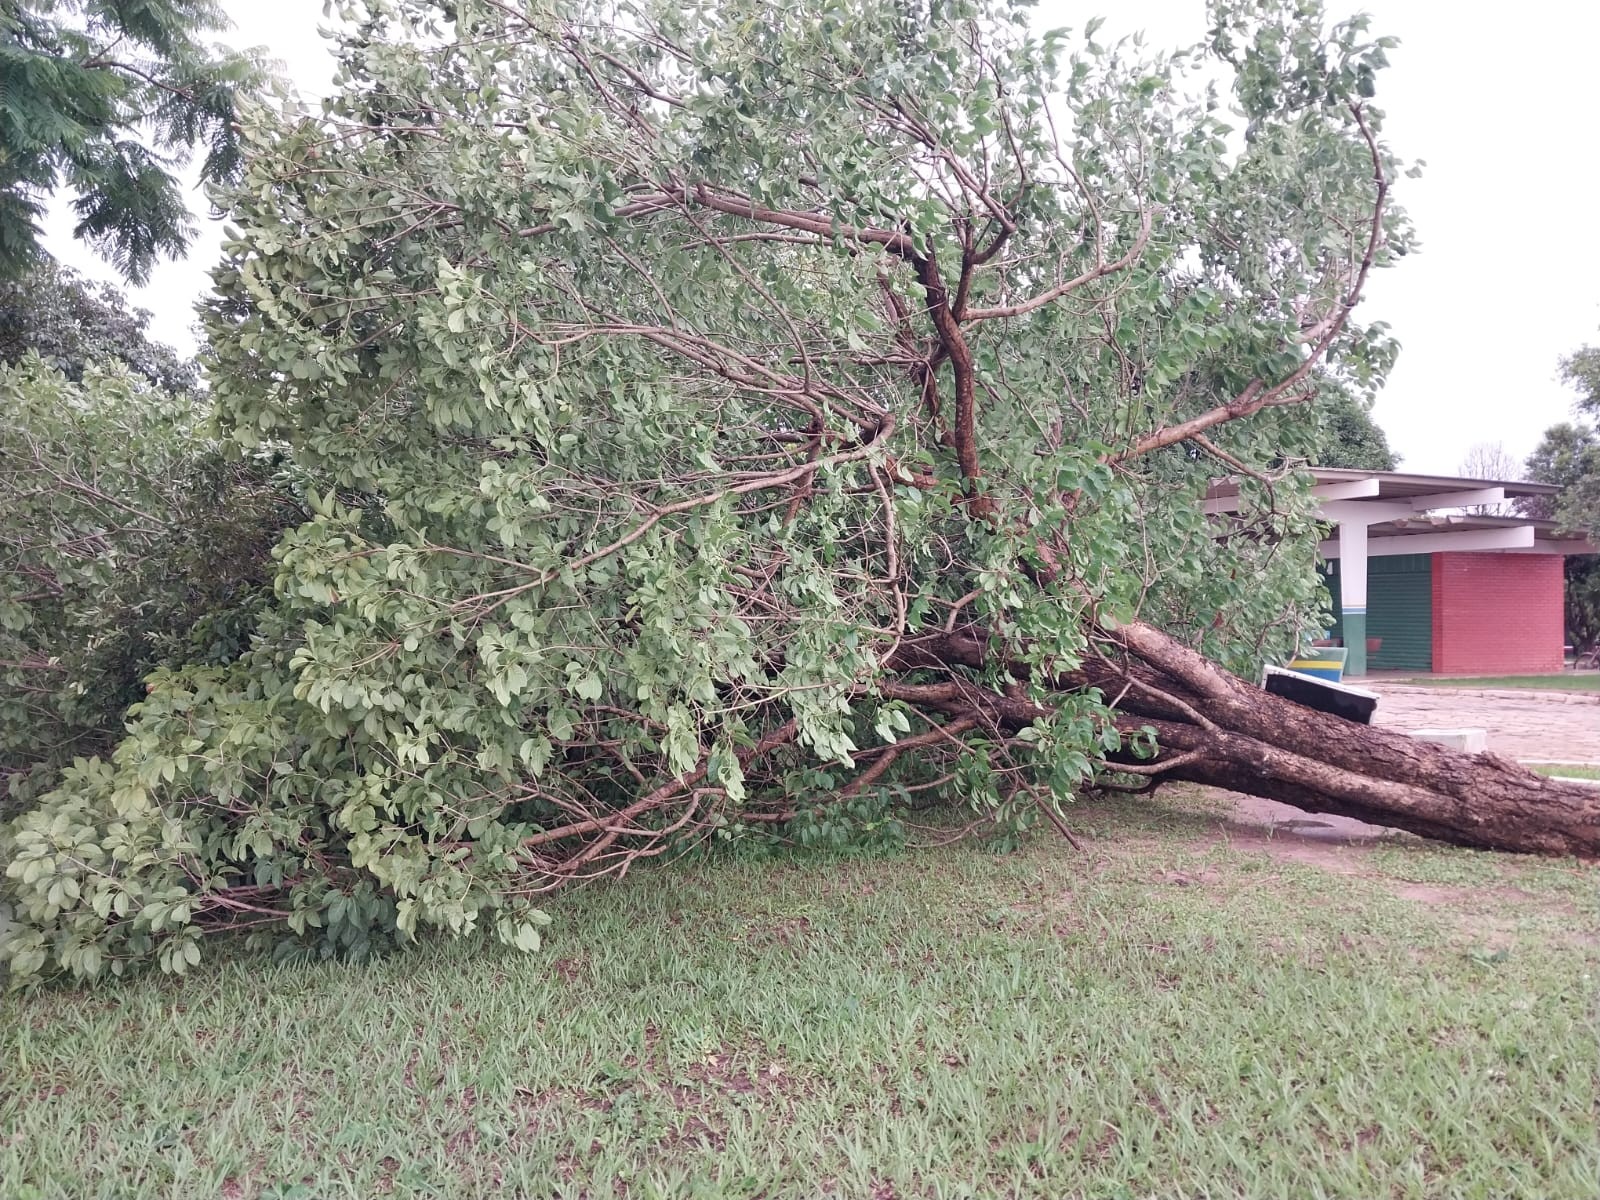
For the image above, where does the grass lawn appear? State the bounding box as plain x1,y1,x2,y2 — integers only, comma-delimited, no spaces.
3,789,1596,1199
1397,674,1600,692
1528,764,1600,781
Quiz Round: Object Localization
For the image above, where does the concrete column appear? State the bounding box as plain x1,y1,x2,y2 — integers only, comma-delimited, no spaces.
1338,519,1368,676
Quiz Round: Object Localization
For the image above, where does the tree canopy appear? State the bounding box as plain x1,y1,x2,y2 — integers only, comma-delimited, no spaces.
2,0,1435,982
1538,345,1600,537
0,355,299,810
1524,421,1599,533
1523,342,1600,653
0,0,259,282
1314,392,1396,471
0,259,199,392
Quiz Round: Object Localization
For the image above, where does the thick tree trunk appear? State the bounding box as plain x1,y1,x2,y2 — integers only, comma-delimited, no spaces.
1102,620,1600,855
1129,715,1599,855
890,621,1600,857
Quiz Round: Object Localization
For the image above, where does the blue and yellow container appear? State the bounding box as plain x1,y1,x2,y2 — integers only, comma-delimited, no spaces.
1286,646,1348,683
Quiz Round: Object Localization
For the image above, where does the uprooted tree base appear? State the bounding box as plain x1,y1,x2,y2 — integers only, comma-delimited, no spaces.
887,619,1600,857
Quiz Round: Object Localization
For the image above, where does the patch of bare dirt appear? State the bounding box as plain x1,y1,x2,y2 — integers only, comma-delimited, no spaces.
1389,882,1472,906
741,915,813,950
1224,795,1398,844
1166,790,1410,875
1206,821,1369,876
1155,867,1223,888
551,956,586,984
1385,881,1595,950
510,1034,805,1163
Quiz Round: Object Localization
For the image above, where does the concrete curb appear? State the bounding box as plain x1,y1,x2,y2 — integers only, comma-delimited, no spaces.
1369,685,1600,705
1512,759,1600,787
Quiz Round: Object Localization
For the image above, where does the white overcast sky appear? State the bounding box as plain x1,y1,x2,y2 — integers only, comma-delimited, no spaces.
41,0,1600,475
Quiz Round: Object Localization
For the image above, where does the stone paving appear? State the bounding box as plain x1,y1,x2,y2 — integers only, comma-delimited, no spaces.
1364,682,1600,763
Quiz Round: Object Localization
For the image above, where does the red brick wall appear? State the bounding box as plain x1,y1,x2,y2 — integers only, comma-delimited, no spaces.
1431,553,1566,675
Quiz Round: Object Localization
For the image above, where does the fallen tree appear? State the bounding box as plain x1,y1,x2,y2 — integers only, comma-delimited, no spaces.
4,0,1595,983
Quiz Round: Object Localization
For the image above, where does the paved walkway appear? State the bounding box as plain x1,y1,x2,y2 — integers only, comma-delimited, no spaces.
1364,681,1600,763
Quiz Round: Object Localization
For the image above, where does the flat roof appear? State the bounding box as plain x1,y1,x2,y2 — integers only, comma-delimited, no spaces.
1365,513,1564,538
1207,467,1598,556
1205,466,1560,505
1307,466,1559,500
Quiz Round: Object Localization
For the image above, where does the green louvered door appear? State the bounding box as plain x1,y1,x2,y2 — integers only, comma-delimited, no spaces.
1322,555,1433,671
1367,554,1432,671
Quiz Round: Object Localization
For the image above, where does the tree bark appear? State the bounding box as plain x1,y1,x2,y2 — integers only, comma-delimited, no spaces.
890,620,1600,857
1128,714,1599,855
1101,619,1600,855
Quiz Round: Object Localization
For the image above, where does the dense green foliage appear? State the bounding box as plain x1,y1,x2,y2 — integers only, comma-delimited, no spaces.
1314,392,1397,470
1544,346,1600,537
0,356,300,809
1524,345,1600,653
0,0,258,281
0,0,1410,982
0,259,199,392
1526,420,1600,533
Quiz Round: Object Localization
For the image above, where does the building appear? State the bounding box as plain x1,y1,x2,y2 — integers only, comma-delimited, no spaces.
1205,468,1597,677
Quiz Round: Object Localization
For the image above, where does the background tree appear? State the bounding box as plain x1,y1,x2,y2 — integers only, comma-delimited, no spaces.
1525,426,1600,536
1522,344,1600,656
1459,441,1523,483
1559,345,1600,415
0,357,301,809
1542,345,1600,536
1456,441,1521,514
0,259,199,392
0,265,301,810
1313,392,1397,470
0,0,259,282
5,0,1595,985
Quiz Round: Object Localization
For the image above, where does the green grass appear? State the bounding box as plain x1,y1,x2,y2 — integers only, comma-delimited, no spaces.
1527,763,1600,781
1397,674,1600,692
4,789,1596,1199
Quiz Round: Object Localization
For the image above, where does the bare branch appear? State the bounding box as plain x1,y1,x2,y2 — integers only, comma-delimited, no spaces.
964,207,1155,322
1107,103,1389,466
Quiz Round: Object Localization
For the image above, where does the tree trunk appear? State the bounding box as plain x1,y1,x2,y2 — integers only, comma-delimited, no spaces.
890,621,1600,857
1101,620,1600,855
1127,715,1599,855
